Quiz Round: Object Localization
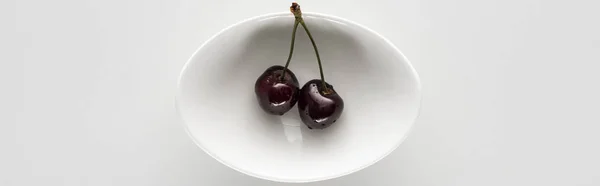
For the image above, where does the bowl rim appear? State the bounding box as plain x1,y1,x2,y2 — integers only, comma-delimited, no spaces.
175,11,422,183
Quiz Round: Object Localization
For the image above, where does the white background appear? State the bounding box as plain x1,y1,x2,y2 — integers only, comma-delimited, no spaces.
2,0,599,185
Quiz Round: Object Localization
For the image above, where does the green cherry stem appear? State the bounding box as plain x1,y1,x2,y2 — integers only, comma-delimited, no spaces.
280,20,300,80
298,20,328,91
291,2,328,91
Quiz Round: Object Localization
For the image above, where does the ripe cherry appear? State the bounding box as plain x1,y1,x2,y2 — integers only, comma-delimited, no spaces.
298,79,344,129
291,2,344,129
254,66,300,115
254,10,301,115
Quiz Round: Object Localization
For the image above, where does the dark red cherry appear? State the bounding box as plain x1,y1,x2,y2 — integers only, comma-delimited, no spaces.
297,79,344,129
254,65,300,115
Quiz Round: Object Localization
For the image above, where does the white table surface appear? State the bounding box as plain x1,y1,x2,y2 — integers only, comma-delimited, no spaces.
2,0,599,185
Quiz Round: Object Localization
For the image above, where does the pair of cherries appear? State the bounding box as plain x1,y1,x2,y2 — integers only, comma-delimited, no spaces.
254,3,344,129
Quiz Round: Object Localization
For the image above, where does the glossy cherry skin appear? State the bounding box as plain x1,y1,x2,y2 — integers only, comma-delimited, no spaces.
254,65,300,115
297,79,344,129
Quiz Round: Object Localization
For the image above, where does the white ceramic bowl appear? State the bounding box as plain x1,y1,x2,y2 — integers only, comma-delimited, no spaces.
176,12,421,183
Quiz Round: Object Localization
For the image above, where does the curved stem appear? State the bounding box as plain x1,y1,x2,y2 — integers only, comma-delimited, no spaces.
299,20,328,90
281,20,300,80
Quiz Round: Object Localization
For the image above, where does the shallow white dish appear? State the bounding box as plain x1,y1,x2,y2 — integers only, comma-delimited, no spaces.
176,12,421,183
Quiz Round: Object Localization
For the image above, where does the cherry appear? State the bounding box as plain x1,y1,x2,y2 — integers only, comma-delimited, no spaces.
298,79,344,129
254,66,300,115
291,2,345,129
254,9,301,115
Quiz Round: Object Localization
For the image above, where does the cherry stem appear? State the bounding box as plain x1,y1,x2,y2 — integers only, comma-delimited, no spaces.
290,2,329,91
299,20,328,91
281,21,300,81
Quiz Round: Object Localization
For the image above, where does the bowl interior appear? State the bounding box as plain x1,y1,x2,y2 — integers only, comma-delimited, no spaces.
177,13,421,182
